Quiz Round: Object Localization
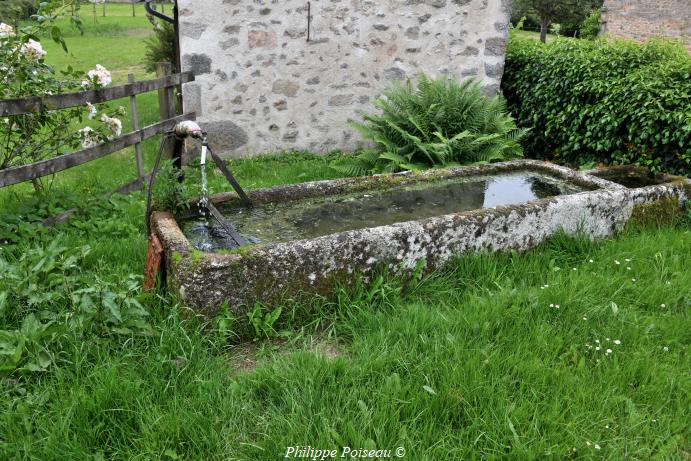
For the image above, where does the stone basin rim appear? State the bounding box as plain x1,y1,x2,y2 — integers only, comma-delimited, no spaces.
159,160,627,258
184,159,622,212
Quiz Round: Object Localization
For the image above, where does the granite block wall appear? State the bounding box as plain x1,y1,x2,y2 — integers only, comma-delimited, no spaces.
178,0,513,157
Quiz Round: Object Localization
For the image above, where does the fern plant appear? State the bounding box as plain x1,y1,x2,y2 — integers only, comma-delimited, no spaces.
331,76,526,175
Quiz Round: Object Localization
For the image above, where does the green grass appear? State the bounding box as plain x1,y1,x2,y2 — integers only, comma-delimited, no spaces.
42,4,155,83
1,153,689,459
512,30,558,43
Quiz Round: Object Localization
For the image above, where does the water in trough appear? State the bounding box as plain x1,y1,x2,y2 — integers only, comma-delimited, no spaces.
182,170,588,252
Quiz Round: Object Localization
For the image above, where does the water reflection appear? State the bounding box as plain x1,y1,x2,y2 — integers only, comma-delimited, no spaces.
182,171,587,251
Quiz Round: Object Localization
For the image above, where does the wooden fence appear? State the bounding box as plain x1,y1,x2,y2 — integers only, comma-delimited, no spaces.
0,65,195,192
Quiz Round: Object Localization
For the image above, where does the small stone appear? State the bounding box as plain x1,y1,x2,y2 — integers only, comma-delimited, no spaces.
485,61,505,78
328,94,354,106
405,26,420,39
384,67,406,81
272,80,300,97
220,38,240,50
182,53,212,75
180,22,208,40
484,37,507,56
248,30,277,49
223,24,241,34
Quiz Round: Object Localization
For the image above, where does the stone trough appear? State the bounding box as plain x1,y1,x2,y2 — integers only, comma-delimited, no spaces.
151,160,689,315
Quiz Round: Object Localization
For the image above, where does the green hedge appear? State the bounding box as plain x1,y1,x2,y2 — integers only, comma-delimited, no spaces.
502,37,691,174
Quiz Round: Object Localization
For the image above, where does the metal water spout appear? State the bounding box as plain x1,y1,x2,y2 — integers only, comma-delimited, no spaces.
145,121,252,248
173,120,204,140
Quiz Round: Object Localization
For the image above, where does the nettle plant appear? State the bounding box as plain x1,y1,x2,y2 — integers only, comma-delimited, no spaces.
0,2,126,189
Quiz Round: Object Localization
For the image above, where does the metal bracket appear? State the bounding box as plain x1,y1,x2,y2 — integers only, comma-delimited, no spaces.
143,0,175,24
307,2,311,42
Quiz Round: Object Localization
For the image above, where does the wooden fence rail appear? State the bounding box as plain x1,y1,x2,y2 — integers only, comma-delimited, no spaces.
0,72,194,116
0,114,193,188
0,68,195,190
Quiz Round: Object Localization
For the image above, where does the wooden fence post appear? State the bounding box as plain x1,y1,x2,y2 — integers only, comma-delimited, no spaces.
132,0,136,17
128,74,145,186
156,62,176,160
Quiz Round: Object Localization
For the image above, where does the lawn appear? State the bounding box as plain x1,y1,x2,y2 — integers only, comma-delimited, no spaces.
1,154,689,459
1,6,690,461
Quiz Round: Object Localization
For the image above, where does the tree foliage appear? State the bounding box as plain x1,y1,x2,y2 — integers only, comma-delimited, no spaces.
579,8,601,40
144,16,176,73
512,0,603,41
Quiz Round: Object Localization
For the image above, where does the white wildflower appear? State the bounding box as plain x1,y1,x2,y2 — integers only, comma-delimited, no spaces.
86,102,97,120
0,23,15,38
606,349,612,354
660,304,666,308
614,340,621,345
663,346,669,352
20,39,47,60
615,260,620,265
100,114,122,137
632,278,636,282
86,64,112,87
582,317,587,320
594,444,601,450
77,126,100,148
595,346,601,351
589,259,594,263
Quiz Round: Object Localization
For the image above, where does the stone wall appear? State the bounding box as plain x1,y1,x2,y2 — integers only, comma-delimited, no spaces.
177,0,512,157
601,0,691,50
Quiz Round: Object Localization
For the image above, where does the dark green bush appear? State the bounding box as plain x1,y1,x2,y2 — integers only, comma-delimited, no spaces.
0,0,38,24
144,18,176,73
579,9,601,40
502,37,691,174
331,76,526,175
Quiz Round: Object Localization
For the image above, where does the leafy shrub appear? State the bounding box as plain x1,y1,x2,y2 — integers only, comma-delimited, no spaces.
331,76,526,175
152,160,190,213
580,9,601,40
502,37,691,174
0,0,38,24
0,239,150,374
0,3,125,189
144,17,176,73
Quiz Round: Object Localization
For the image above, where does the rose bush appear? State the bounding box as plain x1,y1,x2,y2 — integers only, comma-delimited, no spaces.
0,2,126,190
